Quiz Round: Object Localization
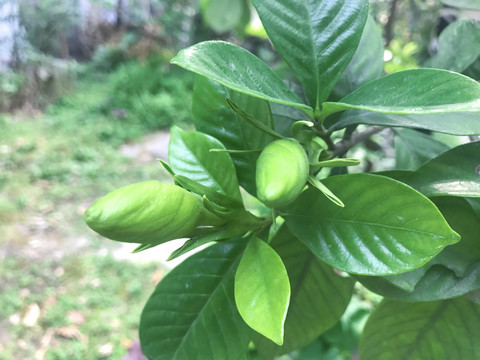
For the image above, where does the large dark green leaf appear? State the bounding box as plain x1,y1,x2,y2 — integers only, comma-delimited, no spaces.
357,197,480,301
192,76,274,195
139,240,250,360
168,126,242,202
285,174,460,275
235,237,290,345
405,141,480,198
333,15,384,99
360,298,480,360
394,129,450,170
441,0,480,10
322,69,480,119
425,19,480,72
254,225,354,357
251,0,368,108
328,110,480,135
171,41,311,112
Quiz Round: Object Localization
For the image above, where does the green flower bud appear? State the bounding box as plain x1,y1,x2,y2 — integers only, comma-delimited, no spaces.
256,139,309,208
84,180,203,244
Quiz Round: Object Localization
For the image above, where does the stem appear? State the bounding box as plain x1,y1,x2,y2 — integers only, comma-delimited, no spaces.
385,0,401,46
333,126,385,157
314,125,336,151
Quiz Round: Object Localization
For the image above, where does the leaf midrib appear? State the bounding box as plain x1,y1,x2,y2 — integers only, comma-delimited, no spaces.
291,215,456,240
171,251,243,360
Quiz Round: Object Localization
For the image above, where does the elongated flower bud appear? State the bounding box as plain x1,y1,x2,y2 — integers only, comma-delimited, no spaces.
84,180,203,244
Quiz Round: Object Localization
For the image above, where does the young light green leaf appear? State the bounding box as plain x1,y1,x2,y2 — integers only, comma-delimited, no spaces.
168,126,242,202
425,19,480,72
235,237,290,345
308,176,344,207
328,110,480,136
394,128,450,170
360,298,480,360
333,15,384,99
140,240,250,360
193,76,275,195
171,41,311,112
254,225,354,357
173,174,244,210
312,158,360,167
286,174,460,276
251,0,368,108
322,69,480,120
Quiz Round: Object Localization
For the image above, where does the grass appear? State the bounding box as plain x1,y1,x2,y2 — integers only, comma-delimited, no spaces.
0,55,193,359
0,254,161,359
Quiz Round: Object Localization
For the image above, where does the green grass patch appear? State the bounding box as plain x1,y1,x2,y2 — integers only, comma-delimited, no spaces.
0,254,162,360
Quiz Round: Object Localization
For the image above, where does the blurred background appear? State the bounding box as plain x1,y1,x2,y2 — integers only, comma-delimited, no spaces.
0,0,479,359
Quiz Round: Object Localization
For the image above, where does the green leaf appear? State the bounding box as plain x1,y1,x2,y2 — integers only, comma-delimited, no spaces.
271,102,311,137
322,69,480,119
251,0,368,108
201,0,244,33
357,197,480,301
328,110,480,136
285,173,460,276
405,141,480,197
235,237,290,345
441,0,480,11
360,298,480,360
254,225,354,357
425,19,480,72
193,76,275,194
333,15,384,99
394,129,450,170
168,126,242,202
312,158,360,167
139,240,250,360
308,176,345,207
173,174,243,210
171,41,311,112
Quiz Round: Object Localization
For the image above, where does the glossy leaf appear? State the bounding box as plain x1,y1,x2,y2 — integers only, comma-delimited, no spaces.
328,110,480,135
168,126,242,201
322,69,480,119
394,128,450,170
357,197,480,301
192,76,275,194
235,237,290,345
254,226,354,357
139,240,250,360
171,41,311,112
333,15,384,99
251,0,368,108
426,19,480,72
285,174,460,275
360,298,480,360
441,0,480,10
405,141,480,198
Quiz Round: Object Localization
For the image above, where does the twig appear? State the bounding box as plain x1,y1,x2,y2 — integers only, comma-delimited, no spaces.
333,126,385,157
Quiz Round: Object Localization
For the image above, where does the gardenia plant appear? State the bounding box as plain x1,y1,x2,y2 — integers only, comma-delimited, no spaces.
85,0,480,358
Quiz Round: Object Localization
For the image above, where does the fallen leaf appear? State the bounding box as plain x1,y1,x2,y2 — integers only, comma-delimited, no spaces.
67,310,85,325
56,325,85,340
22,303,40,327
99,342,114,357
